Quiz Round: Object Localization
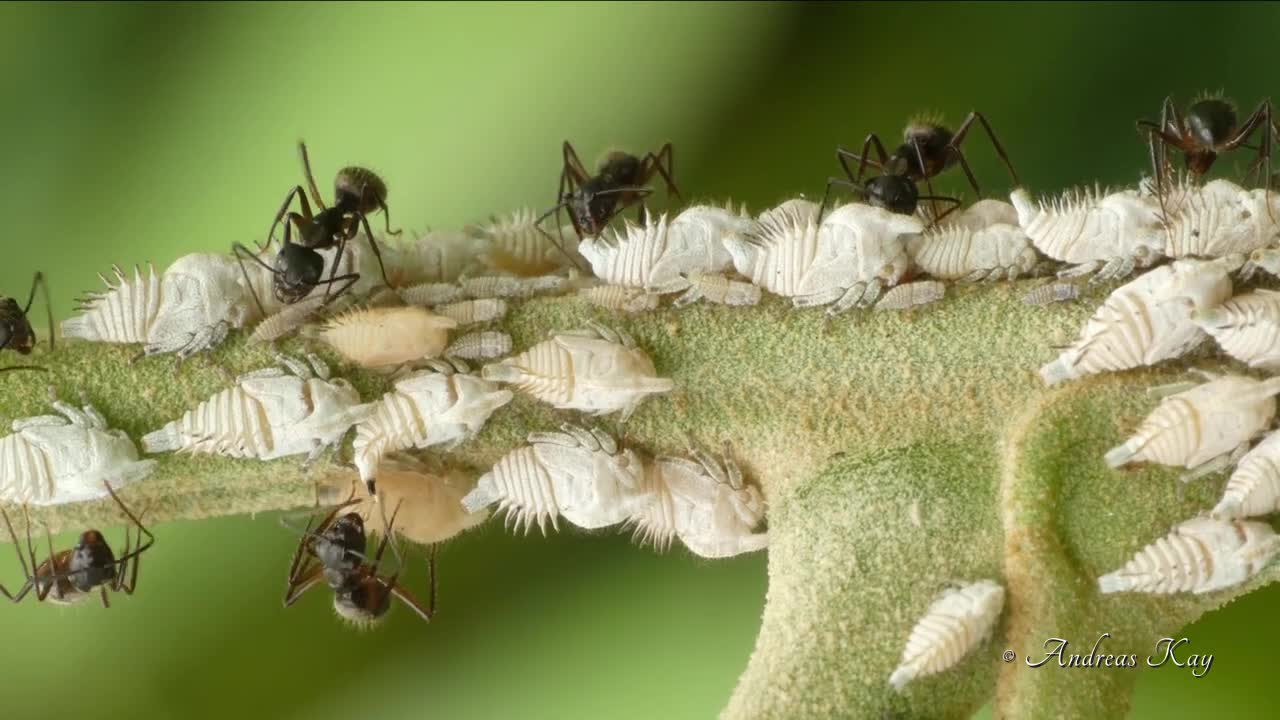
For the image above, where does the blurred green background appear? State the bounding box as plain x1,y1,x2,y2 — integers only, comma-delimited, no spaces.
0,2,1276,718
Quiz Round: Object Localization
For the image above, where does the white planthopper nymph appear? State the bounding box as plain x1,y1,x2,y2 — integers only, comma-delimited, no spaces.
873,281,946,312
142,353,371,463
626,447,769,559
1098,517,1280,595
466,207,584,276
397,281,464,307
433,298,508,326
724,199,919,314
481,322,674,420
1038,256,1239,386
578,284,661,313
248,295,329,344
1020,282,1080,306
887,580,1005,692
1103,372,1280,480
577,204,753,296
1212,430,1280,519
1192,289,1280,371
0,391,157,506
461,423,648,535
310,305,458,369
905,199,1040,282
1160,178,1280,259
444,331,513,360
670,272,762,307
352,359,513,495
323,456,489,546
1010,186,1165,281
459,274,569,300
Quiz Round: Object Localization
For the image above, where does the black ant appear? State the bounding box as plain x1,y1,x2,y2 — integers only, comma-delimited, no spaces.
282,493,436,627
1138,94,1275,220
0,482,154,607
234,141,398,317
820,111,1020,224
1,271,53,375
534,141,683,266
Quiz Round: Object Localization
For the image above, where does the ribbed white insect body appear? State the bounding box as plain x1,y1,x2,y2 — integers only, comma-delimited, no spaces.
1039,256,1238,386
1103,374,1280,475
445,331,513,360
1212,431,1280,519
1098,517,1280,595
481,323,674,420
142,354,371,463
1192,289,1280,371
671,272,762,307
1021,282,1080,306
907,200,1039,282
352,362,514,489
578,285,661,313
1011,186,1165,280
725,200,919,314
467,207,582,276
874,281,946,311
1161,179,1279,259
249,295,327,344
0,398,157,506
460,274,568,299
434,299,508,325
628,450,769,559
331,457,490,546
887,580,1005,692
380,229,486,287
397,281,463,307
461,425,647,534
313,306,458,368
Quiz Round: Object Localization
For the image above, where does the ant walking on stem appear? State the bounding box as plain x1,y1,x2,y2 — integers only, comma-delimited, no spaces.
234,141,400,316
820,111,1020,225
535,141,683,268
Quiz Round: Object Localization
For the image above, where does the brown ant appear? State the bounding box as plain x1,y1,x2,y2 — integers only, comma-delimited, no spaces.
1138,94,1275,220
282,493,436,627
1,272,53,375
534,141,682,265
0,482,154,607
820,111,1020,224
234,141,398,317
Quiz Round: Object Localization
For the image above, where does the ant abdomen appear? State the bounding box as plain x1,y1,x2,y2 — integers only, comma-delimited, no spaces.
335,166,390,217
1185,98,1239,149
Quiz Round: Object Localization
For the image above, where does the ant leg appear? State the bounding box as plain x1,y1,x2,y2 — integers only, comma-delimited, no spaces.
819,178,870,223
390,543,439,622
266,186,312,250
354,212,394,290
23,272,54,350
0,507,33,602
562,140,591,181
848,134,891,186
909,137,944,222
105,482,155,572
1226,100,1275,220
642,142,682,201
316,272,361,308
232,242,276,319
917,195,964,227
949,111,1021,186
297,140,328,210
378,199,403,236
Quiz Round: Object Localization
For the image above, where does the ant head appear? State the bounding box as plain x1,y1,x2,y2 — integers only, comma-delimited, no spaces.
864,175,920,215
335,166,389,216
272,243,326,304
0,298,34,354
315,512,367,573
67,530,118,592
332,574,392,628
1185,97,1238,149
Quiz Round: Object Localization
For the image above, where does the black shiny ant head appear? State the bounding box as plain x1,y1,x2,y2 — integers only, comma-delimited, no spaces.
332,573,393,627
335,166,390,217
66,530,119,593
864,175,921,215
271,243,326,305
0,298,34,355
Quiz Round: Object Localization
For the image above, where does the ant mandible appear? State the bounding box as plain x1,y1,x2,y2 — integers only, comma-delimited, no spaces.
1138,94,1275,220
534,141,683,267
1,271,53,375
0,481,154,607
234,141,398,317
282,493,436,626
820,111,1020,224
